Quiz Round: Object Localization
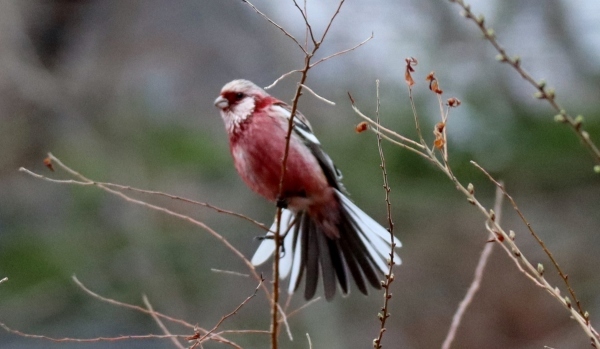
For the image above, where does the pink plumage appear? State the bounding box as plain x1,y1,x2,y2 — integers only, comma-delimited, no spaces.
215,79,401,300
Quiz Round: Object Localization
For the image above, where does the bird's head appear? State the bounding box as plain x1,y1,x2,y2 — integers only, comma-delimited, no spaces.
215,80,273,132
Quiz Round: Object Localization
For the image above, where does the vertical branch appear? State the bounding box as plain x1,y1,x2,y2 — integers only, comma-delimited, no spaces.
143,295,186,349
271,55,312,349
373,80,396,349
270,224,281,349
438,95,449,165
441,184,504,349
471,164,586,317
353,60,599,348
243,2,358,347
270,3,346,348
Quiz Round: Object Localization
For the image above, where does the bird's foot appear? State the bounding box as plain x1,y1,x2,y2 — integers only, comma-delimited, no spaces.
276,197,288,209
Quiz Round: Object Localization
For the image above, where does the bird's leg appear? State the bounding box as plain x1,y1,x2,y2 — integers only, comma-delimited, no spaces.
276,197,288,209
255,214,299,260
253,197,288,241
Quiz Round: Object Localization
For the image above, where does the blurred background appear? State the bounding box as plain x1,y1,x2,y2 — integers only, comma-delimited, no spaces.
1,0,599,348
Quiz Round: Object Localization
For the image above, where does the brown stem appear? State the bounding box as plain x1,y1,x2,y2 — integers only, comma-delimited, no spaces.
373,80,397,349
448,0,600,165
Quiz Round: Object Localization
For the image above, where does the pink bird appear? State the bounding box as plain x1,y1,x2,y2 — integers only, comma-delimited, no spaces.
214,79,401,300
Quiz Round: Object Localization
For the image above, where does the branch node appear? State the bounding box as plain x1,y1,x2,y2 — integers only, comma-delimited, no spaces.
537,263,544,276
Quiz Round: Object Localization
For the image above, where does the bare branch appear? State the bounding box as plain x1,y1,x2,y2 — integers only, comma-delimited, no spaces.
292,0,316,46
95,182,270,232
348,98,426,151
319,0,345,44
192,277,263,346
300,83,335,105
282,297,321,320
216,329,271,335
274,303,292,341
0,322,187,343
310,33,373,68
265,69,302,90
365,66,600,347
72,276,195,329
471,161,585,316
21,166,270,232
211,269,251,278
448,0,600,165
25,154,272,301
143,295,186,349
373,79,397,349
441,184,503,349
241,0,307,55
267,33,373,91
72,276,243,348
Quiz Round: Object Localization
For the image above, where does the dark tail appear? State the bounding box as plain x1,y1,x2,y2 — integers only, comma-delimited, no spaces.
251,189,401,300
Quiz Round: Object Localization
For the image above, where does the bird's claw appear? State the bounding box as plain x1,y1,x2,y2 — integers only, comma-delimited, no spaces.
255,234,273,241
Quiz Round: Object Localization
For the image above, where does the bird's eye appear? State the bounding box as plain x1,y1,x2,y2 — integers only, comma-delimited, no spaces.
235,92,244,100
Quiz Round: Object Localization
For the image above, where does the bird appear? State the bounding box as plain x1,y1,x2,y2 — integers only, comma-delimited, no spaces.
214,79,401,300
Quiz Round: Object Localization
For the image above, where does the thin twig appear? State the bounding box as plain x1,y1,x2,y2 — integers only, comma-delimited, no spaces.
266,33,373,90
348,96,426,150
292,0,316,46
282,297,321,320
0,323,188,343
72,276,195,329
353,66,600,347
26,155,271,300
211,269,251,278
0,322,230,349
470,163,600,345
19,175,270,232
303,0,309,50
96,183,270,232
143,295,186,349
487,225,545,288
271,13,314,349
373,79,397,349
407,81,428,149
277,303,294,341
372,128,432,160
299,83,335,105
215,329,271,335
436,94,449,165
471,161,584,316
193,277,264,346
441,184,503,349
254,1,349,347
271,83,301,347
448,0,600,165
318,0,345,44
265,69,302,90
241,0,307,55
72,276,242,348
310,33,374,68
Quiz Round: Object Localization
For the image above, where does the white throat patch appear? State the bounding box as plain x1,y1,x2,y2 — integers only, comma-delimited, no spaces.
221,96,256,133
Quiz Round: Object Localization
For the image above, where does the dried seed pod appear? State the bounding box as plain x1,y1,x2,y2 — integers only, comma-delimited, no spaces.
355,121,369,133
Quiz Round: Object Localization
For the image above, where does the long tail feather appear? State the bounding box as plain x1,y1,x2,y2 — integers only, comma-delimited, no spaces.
250,192,401,300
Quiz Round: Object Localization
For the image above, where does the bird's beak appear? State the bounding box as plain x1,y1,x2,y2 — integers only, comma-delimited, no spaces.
214,96,229,109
